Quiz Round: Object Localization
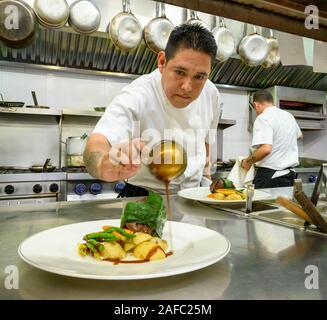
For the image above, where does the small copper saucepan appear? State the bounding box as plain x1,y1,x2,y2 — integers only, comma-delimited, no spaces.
148,140,187,182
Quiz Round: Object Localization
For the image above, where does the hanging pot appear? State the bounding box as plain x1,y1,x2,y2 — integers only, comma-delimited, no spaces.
68,0,101,34
186,10,210,30
144,2,174,53
212,16,235,62
33,0,69,29
0,0,37,48
261,29,281,68
238,25,268,67
109,0,143,52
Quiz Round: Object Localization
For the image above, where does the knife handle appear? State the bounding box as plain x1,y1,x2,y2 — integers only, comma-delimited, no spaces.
276,196,314,225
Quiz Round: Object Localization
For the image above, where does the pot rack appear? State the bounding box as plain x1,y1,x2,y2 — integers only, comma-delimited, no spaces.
1,25,326,91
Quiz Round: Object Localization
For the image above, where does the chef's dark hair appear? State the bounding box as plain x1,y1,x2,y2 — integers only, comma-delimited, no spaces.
165,23,217,62
253,90,274,104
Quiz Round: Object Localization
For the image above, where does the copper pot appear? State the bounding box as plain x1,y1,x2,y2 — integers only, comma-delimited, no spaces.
148,140,187,182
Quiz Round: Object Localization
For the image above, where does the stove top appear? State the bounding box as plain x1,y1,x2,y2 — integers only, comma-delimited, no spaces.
0,167,87,174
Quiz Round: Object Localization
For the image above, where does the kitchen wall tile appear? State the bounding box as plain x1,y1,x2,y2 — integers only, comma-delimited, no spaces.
223,120,252,142
23,69,47,107
220,89,249,119
46,72,106,109
104,77,133,105
1,66,26,102
223,140,251,161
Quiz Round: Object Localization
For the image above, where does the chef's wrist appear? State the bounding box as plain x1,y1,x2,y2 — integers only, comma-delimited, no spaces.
245,154,256,166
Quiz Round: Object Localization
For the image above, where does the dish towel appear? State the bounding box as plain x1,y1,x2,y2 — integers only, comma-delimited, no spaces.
227,156,255,188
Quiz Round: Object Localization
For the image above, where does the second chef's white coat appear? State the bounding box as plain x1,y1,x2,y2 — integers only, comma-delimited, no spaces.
252,106,302,178
93,69,221,193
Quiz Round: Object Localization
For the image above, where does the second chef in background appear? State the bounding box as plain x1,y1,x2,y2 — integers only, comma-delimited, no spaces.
242,90,303,188
84,24,221,197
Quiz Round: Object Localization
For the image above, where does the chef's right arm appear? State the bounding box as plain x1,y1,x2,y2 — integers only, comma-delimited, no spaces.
84,135,144,182
84,85,144,182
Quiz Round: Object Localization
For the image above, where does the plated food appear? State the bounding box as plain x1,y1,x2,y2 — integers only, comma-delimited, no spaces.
208,178,246,201
77,191,170,263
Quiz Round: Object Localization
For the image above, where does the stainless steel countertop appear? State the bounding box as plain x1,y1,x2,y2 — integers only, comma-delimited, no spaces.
1,186,327,300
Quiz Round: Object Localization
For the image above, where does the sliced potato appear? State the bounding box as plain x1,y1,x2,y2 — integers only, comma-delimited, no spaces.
133,241,158,260
100,241,126,260
213,193,225,200
149,247,166,261
123,241,136,252
133,232,152,245
149,237,168,251
225,193,243,201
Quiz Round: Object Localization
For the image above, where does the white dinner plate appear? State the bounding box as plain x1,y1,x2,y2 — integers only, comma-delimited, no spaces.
18,219,230,280
178,187,273,206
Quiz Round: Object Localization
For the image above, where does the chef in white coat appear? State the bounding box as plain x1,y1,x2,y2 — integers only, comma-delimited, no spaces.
84,24,221,197
242,90,303,189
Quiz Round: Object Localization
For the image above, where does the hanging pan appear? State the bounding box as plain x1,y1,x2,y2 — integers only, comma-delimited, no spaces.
0,0,37,48
69,0,101,34
238,25,268,67
109,0,143,51
144,2,174,53
33,0,69,29
212,16,235,62
261,29,281,68
186,9,210,30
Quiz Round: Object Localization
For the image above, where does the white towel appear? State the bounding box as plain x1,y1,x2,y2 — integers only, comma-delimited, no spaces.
227,156,255,188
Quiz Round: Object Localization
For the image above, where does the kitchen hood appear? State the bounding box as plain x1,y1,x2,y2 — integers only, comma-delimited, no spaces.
1,26,327,91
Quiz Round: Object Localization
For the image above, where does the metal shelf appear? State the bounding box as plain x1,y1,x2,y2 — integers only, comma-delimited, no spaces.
218,119,236,129
0,106,61,116
62,109,104,117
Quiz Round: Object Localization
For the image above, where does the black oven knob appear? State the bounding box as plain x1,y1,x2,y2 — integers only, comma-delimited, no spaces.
33,184,42,193
90,182,102,195
75,183,87,195
49,183,59,193
4,185,14,195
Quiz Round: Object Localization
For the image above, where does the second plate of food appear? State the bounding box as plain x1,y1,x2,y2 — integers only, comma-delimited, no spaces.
178,187,273,206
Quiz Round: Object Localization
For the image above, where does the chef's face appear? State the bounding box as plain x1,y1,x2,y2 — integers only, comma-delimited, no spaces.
253,101,264,115
157,48,211,108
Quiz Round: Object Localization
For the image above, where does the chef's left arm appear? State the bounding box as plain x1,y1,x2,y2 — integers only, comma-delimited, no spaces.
241,144,272,171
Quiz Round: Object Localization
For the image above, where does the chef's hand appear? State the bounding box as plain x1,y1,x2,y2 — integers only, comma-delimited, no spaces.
108,138,146,180
241,158,252,171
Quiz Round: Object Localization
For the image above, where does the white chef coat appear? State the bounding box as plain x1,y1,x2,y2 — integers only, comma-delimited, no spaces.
93,69,221,193
252,106,302,178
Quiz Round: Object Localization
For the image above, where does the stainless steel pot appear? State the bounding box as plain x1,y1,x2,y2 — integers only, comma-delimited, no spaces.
33,0,69,29
144,2,174,53
65,133,88,167
212,17,235,62
238,25,268,67
109,0,143,52
261,29,281,68
186,10,210,30
0,0,37,48
68,0,101,34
